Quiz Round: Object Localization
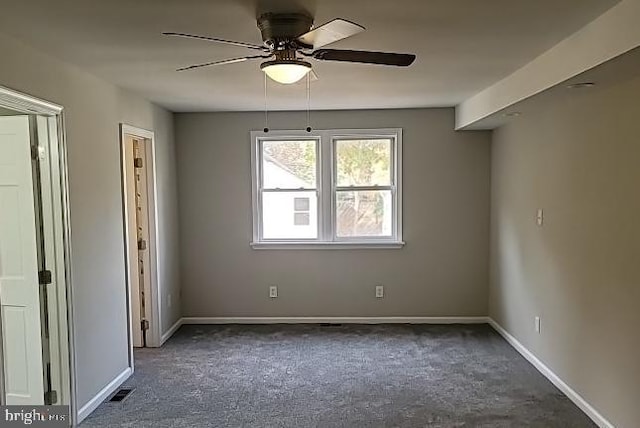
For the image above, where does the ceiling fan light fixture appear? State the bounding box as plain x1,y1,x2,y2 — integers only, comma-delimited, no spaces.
260,60,312,84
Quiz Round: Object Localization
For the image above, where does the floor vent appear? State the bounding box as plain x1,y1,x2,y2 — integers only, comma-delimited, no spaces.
320,323,343,327
109,387,134,402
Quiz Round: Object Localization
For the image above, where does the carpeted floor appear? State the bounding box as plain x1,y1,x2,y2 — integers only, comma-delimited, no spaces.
81,324,595,427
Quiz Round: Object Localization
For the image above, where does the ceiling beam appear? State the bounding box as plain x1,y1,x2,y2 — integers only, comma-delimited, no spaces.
455,0,640,130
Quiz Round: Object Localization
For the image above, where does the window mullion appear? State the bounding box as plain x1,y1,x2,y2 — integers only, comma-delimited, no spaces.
320,132,333,242
315,136,323,241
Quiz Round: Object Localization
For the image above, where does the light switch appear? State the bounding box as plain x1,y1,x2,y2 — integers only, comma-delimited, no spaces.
269,285,278,298
536,209,544,227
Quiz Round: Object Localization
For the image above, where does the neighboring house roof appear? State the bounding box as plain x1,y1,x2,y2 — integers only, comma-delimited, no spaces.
263,154,310,189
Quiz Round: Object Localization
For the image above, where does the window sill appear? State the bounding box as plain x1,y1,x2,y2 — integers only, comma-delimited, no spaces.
250,241,405,250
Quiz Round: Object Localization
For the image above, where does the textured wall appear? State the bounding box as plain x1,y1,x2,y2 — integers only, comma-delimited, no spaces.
490,76,640,427
175,109,491,318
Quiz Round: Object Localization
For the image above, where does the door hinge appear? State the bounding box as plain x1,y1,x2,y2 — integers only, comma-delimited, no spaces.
44,390,57,405
134,157,143,168
137,239,147,250
141,319,150,331
39,270,52,285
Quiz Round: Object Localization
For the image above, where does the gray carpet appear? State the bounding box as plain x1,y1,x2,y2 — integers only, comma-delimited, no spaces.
81,324,595,427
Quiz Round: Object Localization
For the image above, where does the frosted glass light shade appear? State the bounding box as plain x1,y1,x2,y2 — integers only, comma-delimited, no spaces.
261,60,312,84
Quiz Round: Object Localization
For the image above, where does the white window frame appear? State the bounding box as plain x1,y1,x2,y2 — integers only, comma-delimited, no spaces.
251,128,404,249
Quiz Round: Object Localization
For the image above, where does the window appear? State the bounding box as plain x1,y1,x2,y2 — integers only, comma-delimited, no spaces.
260,139,319,240
335,138,393,238
251,129,403,248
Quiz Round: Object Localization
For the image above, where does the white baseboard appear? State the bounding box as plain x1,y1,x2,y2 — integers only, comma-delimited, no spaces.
488,319,614,428
77,367,132,423
182,316,489,325
160,318,183,345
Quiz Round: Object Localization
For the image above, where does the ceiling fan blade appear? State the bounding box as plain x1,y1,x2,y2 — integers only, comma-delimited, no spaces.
176,55,270,72
312,49,416,67
297,19,365,49
163,32,267,51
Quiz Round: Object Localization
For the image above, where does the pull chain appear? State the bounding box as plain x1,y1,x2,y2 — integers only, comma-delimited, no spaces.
263,73,269,133
306,72,312,132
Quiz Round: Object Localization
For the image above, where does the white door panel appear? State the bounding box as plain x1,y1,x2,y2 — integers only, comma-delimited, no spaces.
0,116,44,405
2,307,30,396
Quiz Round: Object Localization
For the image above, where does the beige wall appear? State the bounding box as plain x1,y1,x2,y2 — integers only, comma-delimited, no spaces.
490,76,640,427
118,91,182,335
0,32,181,408
175,109,491,318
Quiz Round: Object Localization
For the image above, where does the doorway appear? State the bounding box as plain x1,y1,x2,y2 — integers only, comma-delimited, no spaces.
120,124,161,354
0,87,73,413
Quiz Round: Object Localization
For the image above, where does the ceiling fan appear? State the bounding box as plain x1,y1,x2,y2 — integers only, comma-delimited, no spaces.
163,13,416,84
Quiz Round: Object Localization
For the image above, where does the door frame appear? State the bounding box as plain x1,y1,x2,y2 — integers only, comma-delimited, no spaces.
0,86,76,421
119,124,161,358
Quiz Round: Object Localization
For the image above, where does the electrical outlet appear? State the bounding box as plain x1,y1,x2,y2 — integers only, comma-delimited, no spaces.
535,316,541,333
269,285,278,298
375,285,384,298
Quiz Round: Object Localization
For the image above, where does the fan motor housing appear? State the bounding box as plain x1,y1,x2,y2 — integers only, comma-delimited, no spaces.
257,13,313,49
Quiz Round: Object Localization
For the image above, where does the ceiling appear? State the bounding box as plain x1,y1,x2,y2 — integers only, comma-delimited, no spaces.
0,0,619,112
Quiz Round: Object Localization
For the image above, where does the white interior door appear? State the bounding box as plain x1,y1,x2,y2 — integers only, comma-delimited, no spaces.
0,116,45,404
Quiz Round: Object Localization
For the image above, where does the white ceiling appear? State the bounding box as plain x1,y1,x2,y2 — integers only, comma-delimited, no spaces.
0,0,619,112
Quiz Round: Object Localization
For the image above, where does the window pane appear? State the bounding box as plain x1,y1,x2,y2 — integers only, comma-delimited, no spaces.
263,191,317,239
336,190,392,237
336,139,392,187
262,140,317,189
